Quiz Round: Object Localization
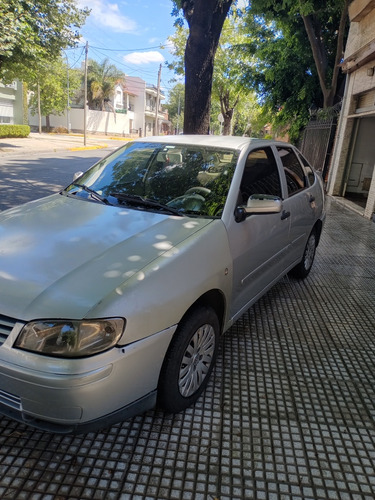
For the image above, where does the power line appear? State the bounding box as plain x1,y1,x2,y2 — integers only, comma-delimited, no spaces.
90,45,164,52
89,46,163,81
66,44,165,53
65,43,181,98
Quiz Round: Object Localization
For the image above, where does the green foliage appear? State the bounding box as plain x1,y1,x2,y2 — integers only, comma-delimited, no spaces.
248,0,349,108
0,0,89,75
164,83,185,133
169,0,348,140
238,17,314,140
167,10,263,136
86,59,125,110
238,0,349,141
170,0,234,134
212,13,257,135
0,124,30,138
27,58,81,117
166,25,187,78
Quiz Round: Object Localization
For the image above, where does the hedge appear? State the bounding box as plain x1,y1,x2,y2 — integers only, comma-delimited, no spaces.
0,124,30,138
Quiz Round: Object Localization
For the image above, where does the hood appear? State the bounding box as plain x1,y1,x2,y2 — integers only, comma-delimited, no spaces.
0,194,212,320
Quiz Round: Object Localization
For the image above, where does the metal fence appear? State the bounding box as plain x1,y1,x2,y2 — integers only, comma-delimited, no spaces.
299,116,337,180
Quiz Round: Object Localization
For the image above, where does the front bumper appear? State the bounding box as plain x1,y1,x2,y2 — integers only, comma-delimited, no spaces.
0,387,157,434
0,323,176,433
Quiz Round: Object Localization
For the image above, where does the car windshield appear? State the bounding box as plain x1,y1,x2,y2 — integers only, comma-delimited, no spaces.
65,141,239,217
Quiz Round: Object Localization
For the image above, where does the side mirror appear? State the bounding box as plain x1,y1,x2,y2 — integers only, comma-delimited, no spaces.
73,171,84,181
234,194,282,223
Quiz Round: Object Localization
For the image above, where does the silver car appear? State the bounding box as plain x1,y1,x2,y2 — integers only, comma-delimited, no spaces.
0,136,325,433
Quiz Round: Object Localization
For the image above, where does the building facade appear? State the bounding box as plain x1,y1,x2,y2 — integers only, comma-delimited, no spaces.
116,76,170,137
28,74,170,137
327,0,375,220
0,81,24,125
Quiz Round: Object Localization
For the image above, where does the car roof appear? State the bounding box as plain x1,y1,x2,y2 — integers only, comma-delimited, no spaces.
134,135,290,151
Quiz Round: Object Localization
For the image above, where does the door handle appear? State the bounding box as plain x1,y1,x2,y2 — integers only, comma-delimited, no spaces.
281,210,290,220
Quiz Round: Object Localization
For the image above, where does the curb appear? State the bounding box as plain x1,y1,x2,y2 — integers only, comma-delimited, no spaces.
68,145,109,152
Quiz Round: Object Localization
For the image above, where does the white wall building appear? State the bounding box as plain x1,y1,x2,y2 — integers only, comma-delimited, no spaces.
0,81,24,125
327,0,375,220
28,75,170,137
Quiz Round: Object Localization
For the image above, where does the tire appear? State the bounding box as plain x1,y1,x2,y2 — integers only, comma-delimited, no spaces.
158,306,220,413
289,229,317,279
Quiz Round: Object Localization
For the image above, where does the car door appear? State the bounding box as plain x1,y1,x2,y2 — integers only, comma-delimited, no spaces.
274,146,318,265
227,146,292,321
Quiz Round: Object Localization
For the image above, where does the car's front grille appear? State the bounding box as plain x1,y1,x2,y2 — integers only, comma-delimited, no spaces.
0,314,17,346
0,389,22,411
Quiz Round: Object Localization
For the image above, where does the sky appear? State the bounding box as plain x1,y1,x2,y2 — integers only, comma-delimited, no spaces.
68,0,181,97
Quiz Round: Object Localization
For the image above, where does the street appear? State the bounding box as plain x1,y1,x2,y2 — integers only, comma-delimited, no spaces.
0,148,116,212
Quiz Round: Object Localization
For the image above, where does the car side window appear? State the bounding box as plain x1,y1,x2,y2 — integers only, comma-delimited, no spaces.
296,151,316,186
277,147,307,196
240,147,282,203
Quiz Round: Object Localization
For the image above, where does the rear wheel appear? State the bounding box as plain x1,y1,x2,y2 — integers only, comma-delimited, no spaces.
158,306,219,413
289,229,317,279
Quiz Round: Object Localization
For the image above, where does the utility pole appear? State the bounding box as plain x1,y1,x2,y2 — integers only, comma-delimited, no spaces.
84,41,88,146
64,52,70,133
37,82,42,134
177,92,181,135
154,64,162,136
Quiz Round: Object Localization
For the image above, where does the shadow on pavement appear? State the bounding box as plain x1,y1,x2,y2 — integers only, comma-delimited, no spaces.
0,153,105,211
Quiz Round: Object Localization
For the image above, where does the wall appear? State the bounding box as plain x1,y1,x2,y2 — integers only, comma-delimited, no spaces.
28,108,140,136
0,81,24,124
327,0,375,219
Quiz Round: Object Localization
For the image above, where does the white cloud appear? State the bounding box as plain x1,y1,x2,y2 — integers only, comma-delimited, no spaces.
79,0,138,33
123,51,165,65
235,0,248,9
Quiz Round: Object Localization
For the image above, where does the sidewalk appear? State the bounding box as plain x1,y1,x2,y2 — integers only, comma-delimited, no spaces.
0,198,374,499
0,132,130,156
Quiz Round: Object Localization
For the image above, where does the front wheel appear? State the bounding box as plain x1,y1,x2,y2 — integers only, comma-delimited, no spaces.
158,306,220,413
289,229,317,279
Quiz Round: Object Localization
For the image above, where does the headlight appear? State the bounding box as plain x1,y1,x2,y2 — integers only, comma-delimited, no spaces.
15,318,125,358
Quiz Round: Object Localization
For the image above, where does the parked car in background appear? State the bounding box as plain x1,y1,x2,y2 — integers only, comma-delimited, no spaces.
0,135,325,433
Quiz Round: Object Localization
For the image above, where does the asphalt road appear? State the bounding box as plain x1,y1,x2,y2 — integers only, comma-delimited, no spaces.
0,148,115,211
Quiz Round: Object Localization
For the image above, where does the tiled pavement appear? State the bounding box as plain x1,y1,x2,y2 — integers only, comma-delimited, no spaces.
0,197,374,500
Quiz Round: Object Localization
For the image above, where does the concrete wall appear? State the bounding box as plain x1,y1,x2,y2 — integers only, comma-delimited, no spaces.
0,81,24,125
28,107,140,137
327,0,375,219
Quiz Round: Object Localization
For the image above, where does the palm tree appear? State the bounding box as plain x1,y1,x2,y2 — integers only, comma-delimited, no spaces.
86,58,124,110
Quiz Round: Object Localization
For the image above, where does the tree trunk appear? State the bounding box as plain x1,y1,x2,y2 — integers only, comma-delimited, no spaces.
222,114,232,135
302,1,349,109
220,88,239,135
183,0,233,134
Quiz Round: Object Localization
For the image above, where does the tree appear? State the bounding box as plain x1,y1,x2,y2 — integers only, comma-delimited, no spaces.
238,14,317,140
0,0,89,75
27,58,81,131
237,0,350,141
212,14,250,135
249,0,350,109
168,10,259,136
86,59,124,111
172,0,234,134
164,83,185,134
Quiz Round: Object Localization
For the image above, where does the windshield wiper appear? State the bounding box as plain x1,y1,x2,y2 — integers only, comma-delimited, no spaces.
109,192,182,216
70,183,111,205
